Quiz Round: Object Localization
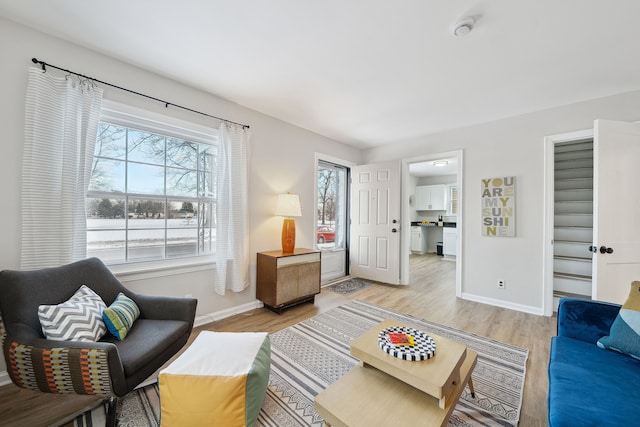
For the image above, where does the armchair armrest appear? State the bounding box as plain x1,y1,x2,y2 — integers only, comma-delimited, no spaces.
4,324,125,395
129,293,197,323
556,298,620,344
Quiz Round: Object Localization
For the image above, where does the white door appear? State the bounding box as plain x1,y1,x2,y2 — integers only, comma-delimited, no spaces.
350,161,401,284
592,120,640,303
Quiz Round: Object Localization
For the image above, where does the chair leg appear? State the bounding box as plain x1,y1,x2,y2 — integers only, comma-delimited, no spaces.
105,395,118,427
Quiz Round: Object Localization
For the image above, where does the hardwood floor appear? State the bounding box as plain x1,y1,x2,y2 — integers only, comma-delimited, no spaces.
0,254,556,426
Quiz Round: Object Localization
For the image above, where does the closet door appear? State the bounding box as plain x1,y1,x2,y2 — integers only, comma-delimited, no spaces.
592,120,640,304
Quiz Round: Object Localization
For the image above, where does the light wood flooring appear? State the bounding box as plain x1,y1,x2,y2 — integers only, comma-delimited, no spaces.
0,254,556,426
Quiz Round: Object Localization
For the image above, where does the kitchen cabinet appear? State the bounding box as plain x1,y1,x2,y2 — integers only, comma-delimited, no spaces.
415,185,446,210
410,226,427,254
256,248,321,313
443,227,457,257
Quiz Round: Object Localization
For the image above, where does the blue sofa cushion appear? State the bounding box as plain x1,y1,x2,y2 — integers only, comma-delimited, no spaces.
549,336,640,426
597,281,640,360
556,298,619,343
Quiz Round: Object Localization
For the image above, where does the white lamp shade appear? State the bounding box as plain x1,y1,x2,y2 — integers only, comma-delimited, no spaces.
275,193,302,217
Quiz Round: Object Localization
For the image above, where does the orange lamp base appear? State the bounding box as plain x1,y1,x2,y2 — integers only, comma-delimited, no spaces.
281,218,296,253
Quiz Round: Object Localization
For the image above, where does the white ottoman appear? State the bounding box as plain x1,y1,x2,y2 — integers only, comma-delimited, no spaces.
159,331,271,427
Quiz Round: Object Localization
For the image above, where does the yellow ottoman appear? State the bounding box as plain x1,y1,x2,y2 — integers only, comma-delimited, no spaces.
159,331,271,427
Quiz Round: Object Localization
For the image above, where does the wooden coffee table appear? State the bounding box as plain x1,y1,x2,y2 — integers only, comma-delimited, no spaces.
314,320,477,427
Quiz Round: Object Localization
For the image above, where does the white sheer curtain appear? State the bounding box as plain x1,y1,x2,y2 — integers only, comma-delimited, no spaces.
215,122,251,295
21,68,103,269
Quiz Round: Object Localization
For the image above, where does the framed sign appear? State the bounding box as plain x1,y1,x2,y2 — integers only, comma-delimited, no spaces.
481,177,515,237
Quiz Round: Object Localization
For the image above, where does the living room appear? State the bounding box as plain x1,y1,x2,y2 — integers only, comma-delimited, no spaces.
1,2,640,426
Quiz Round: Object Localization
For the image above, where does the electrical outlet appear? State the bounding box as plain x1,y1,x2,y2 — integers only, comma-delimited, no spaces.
497,279,505,289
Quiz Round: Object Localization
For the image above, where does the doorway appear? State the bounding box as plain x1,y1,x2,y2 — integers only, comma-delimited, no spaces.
543,120,640,316
401,150,463,295
550,135,594,308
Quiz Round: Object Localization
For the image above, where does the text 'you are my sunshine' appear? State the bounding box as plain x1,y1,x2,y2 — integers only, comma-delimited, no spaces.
481,177,515,237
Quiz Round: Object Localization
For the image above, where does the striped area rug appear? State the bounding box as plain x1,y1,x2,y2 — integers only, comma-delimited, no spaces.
259,300,528,426
85,300,528,426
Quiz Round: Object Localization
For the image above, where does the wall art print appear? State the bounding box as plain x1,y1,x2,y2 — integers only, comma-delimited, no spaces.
481,176,515,237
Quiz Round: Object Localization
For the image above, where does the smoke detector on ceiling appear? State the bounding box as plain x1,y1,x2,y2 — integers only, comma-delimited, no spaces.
452,17,475,37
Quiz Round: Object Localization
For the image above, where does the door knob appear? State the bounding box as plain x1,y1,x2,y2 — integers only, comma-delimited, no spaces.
588,245,597,253
599,246,614,254
392,219,399,224
391,228,398,233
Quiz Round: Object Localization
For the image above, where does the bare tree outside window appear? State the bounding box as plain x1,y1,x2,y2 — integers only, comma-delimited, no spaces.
317,169,335,226
86,122,215,264
317,161,347,250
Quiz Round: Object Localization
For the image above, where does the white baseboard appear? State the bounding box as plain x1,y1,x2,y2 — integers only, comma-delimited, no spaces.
460,292,545,316
0,371,10,387
0,300,265,387
194,300,264,327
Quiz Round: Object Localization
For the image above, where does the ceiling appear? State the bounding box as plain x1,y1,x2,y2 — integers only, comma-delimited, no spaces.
3,1,640,150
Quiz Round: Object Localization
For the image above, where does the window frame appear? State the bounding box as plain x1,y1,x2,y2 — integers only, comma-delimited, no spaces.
88,100,217,275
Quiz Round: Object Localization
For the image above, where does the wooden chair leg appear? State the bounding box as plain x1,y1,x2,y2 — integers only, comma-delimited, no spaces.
467,377,476,399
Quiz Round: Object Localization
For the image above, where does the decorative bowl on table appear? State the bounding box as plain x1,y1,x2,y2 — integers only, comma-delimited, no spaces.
377,325,436,361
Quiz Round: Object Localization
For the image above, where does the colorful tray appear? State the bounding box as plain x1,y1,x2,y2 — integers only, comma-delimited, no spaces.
378,325,436,361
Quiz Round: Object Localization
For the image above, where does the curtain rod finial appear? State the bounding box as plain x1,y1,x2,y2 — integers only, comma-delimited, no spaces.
31,58,45,71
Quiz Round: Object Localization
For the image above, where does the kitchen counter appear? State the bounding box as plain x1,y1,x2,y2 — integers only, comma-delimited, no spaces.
411,221,456,228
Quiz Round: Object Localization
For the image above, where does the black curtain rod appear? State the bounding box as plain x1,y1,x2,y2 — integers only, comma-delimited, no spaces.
31,57,250,129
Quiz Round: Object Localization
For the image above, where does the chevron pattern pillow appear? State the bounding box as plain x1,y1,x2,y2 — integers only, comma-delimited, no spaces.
103,293,140,340
38,285,107,342
597,281,640,360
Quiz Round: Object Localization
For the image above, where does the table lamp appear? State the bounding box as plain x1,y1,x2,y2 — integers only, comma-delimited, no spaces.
275,193,302,253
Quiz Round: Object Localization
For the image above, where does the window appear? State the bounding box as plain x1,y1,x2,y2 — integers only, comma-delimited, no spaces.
317,160,348,250
448,184,458,215
86,105,216,265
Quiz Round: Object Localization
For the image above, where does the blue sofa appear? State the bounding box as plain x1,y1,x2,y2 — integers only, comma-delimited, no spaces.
549,298,640,426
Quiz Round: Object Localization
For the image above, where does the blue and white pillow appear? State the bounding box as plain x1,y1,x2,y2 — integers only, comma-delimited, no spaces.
38,285,107,342
597,281,640,360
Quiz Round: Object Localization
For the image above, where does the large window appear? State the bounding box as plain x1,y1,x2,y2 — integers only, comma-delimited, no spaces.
86,108,216,265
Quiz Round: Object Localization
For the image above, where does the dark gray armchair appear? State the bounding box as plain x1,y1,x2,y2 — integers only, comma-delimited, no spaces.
0,257,197,404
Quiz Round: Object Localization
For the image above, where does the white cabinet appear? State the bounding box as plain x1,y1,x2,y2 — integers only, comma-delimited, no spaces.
443,227,457,257
415,186,429,210
415,185,445,210
410,226,426,254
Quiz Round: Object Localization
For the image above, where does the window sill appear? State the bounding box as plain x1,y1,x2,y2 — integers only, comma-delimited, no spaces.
317,246,345,252
108,256,215,282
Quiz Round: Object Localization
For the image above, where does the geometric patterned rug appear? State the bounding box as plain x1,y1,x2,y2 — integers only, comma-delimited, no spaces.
324,277,375,295
79,300,528,426
258,300,528,426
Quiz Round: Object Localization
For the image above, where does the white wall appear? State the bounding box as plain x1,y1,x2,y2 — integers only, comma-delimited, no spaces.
417,174,456,186
365,91,640,314
0,18,362,376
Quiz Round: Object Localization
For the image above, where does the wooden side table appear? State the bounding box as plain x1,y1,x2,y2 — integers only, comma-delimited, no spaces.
256,248,320,313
